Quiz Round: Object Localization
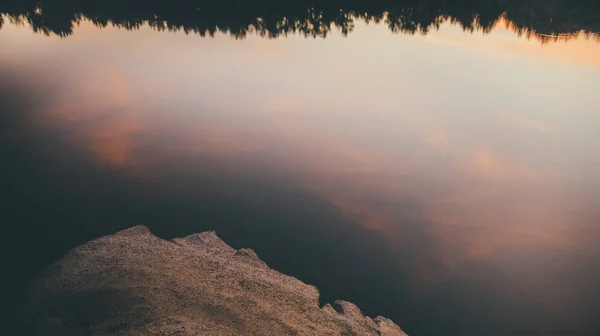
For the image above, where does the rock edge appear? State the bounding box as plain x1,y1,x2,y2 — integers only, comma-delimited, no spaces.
20,225,408,336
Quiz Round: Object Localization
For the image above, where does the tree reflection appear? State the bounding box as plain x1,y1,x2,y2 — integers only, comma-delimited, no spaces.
0,0,599,42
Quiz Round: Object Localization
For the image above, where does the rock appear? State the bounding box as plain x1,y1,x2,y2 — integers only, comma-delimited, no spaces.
18,225,408,336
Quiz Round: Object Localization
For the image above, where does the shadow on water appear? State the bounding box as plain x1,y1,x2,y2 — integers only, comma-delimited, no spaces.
0,79,414,333
1,0,600,43
2,56,600,336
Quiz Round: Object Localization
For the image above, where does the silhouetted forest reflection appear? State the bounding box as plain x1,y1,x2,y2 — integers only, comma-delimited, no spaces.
1,0,600,43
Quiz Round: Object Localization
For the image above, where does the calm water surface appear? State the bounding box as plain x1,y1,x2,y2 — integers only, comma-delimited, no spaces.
1,6,600,335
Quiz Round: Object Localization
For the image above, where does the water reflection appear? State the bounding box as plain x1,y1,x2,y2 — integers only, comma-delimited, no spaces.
1,0,600,43
2,6,600,336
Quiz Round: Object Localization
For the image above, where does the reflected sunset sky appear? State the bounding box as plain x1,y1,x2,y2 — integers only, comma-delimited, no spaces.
2,15,600,334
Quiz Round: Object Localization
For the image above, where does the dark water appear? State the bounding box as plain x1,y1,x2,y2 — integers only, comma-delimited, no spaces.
2,1,600,335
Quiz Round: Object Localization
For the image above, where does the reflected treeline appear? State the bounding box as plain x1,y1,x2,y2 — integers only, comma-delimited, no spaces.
1,0,599,42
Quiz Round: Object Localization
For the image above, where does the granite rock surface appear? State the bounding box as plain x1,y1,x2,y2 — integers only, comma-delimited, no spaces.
20,226,408,336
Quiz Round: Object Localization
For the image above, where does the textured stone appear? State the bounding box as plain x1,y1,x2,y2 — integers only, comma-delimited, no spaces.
19,225,408,336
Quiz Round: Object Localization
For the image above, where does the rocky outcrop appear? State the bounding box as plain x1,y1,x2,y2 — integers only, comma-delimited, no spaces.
19,226,407,335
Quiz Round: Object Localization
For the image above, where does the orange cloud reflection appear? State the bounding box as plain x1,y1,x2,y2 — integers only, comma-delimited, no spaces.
32,68,147,173
6,16,598,297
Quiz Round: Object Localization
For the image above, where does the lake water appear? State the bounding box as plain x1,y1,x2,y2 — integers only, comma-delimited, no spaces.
1,2,600,335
